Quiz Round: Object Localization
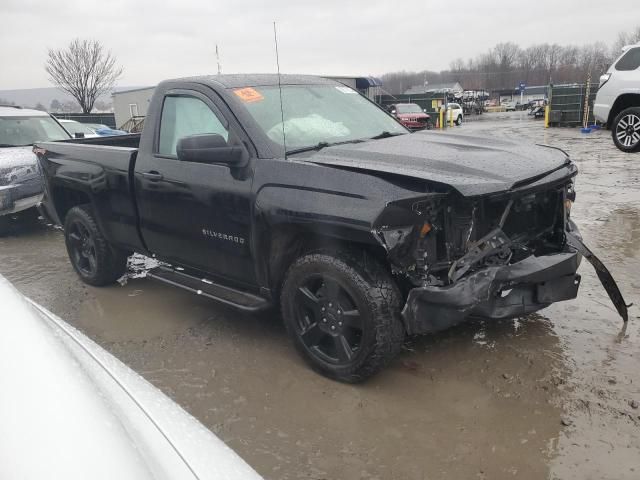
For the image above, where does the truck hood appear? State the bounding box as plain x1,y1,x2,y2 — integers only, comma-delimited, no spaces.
308,132,573,196
0,146,39,186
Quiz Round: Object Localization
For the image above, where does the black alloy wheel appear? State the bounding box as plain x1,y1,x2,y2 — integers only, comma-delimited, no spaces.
294,274,364,365
63,205,128,286
280,251,405,383
67,219,98,277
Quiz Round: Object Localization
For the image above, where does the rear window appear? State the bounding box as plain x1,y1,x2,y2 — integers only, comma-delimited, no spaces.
615,47,640,71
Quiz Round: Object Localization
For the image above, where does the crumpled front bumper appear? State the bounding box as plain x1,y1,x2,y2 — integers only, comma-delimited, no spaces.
401,251,581,335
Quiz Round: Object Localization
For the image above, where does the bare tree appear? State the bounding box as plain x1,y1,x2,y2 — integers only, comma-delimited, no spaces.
45,39,122,113
612,26,640,55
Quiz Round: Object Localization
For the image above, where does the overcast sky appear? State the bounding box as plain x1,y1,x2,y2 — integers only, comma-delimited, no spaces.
1,0,638,90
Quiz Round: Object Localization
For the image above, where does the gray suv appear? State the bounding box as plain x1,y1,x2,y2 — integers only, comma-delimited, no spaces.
0,105,70,233
593,43,640,152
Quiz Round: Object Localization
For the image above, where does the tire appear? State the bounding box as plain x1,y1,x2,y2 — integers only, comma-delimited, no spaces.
612,107,640,152
280,250,405,383
64,205,128,286
455,115,463,126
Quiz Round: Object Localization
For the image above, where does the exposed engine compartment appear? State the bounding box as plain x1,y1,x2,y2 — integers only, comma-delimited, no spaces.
373,181,573,288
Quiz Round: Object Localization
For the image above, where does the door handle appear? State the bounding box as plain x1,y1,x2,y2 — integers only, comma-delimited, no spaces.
141,171,163,181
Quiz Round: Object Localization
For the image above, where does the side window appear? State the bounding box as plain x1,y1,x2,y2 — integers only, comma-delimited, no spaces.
158,95,229,157
615,47,640,71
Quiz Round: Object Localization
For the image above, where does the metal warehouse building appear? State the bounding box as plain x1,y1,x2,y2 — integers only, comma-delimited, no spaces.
112,86,154,129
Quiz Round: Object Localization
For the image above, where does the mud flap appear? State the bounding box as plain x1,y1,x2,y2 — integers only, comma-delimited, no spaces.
565,231,629,323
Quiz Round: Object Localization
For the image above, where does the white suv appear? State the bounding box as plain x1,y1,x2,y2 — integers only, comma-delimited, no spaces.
0,106,70,233
594,43,640,152
447,103,464,125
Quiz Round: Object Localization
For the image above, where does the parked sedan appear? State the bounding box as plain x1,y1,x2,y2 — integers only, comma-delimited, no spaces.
85,123,129,136
388,103,431,130
0,274,263,480
58,119,100,138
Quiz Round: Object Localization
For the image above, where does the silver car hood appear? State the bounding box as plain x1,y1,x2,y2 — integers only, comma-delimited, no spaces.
0,146,39,186
0,276,262,480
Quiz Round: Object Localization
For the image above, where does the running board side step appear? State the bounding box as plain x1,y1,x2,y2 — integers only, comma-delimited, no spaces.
147,266,271,312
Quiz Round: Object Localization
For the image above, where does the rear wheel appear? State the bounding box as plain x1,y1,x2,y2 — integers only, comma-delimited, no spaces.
64,205,128,286
280,251,405,383
612,107,640,152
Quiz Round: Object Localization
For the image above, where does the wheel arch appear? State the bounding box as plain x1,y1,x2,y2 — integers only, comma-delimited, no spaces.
608,94,640,126
52,186,92,223
261,223,389,298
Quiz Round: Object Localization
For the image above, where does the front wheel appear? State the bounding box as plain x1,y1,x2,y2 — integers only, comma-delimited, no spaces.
64,205,128,286
280,251,405,383
612,107,640,152
455,115,463,126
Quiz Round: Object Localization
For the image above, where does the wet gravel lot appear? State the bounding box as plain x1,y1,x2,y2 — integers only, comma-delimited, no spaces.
1,111,638,479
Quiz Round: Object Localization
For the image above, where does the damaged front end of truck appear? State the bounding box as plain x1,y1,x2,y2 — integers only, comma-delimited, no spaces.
372,169,628,335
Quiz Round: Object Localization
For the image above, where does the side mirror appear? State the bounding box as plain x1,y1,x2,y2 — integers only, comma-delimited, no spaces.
176,134,247,167
74,132,85,139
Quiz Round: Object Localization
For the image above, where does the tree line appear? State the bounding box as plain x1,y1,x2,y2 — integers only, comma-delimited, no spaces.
381,26,640,95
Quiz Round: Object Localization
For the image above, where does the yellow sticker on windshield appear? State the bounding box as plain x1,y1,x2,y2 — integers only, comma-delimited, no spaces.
234,87,264,103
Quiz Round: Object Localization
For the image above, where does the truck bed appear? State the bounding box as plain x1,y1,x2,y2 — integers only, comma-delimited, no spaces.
66,133,141,149
35,134,144,253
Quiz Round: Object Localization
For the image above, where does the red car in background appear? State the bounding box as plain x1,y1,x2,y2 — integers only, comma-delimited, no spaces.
388,103,431,130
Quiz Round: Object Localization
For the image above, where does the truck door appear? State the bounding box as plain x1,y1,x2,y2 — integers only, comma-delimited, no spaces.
134,88,256,286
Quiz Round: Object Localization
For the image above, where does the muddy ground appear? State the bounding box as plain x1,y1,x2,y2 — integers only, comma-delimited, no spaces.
1,112,638,479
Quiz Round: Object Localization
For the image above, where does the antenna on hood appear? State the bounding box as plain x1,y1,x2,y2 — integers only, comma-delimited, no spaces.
273,21,287,159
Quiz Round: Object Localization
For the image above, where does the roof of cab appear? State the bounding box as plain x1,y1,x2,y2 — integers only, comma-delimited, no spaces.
163,73,337,89
0,106,51,117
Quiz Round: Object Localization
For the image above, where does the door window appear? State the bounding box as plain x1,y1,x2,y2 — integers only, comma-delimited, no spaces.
158,95,229,157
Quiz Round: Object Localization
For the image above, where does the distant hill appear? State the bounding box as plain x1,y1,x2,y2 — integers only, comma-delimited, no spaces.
0,86,142,111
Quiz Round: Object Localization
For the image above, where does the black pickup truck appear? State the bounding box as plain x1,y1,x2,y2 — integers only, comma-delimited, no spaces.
35,74,627,382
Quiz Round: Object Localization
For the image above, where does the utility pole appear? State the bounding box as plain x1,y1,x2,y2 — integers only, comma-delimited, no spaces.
216,44,222,75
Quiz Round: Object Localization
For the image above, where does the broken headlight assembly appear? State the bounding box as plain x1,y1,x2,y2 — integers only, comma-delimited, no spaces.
565,182,576,217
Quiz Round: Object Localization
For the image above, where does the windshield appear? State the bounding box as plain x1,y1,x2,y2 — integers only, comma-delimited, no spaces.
61,121,95,135
0,115,70,147
396,104,423,114
236,84,407,153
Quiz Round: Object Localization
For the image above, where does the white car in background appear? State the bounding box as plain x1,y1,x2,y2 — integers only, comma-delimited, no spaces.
0,105,71,234
502,101,517,111
0,275,263,480
58,118,100,138
447,102,464,125
594,42,640,152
